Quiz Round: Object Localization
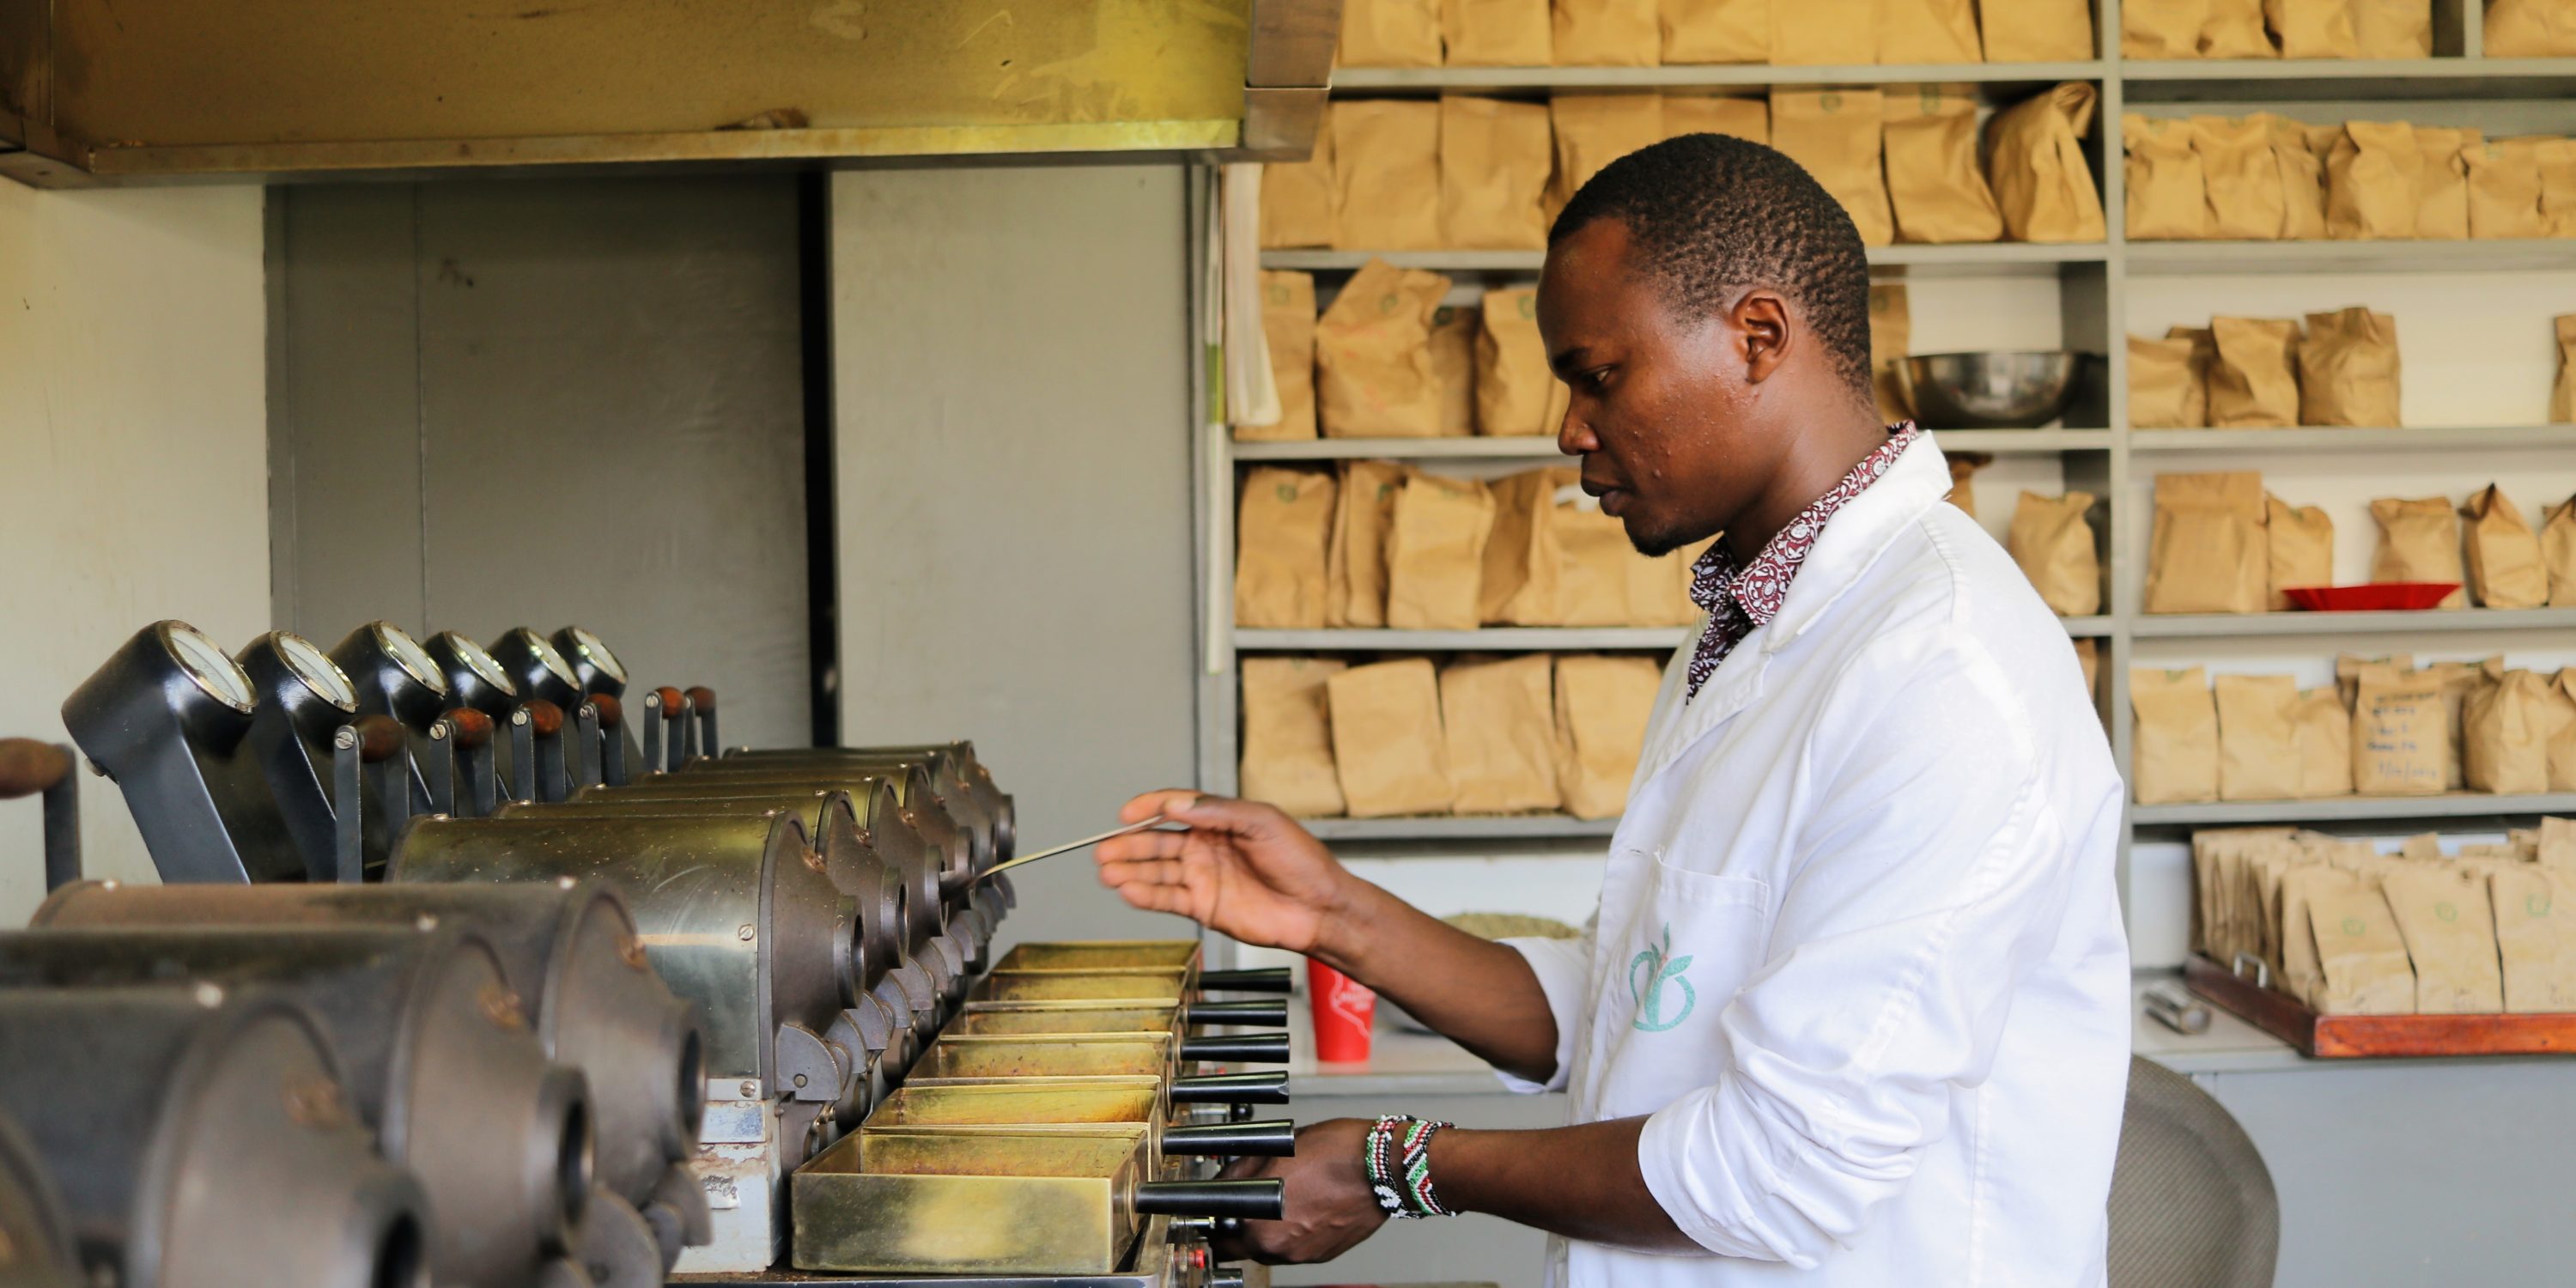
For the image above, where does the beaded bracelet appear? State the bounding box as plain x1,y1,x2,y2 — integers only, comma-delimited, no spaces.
1362,1114,1458,1219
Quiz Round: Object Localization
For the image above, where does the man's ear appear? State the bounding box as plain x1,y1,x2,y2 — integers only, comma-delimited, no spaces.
1732,292,1793,385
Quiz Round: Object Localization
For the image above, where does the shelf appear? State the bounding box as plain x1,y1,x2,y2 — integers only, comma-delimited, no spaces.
1329,61,2105,93
1303,814,1622,841
1261,242,2107,276
2125,239,2576,275
1233,428,2114,459
2134,793,2576,826
2062,616,2115,637
2122,57,2576,102
2130,606,2576,637
1927,428,2116,453
1235,628,1691,651
2131,425,2576,453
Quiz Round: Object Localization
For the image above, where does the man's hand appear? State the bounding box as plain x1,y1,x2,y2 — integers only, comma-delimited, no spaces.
1210,1118,1387,1265
1094,791,1353,954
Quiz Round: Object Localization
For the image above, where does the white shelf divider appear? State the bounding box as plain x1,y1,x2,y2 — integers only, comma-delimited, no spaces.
1303,814,1624,841
1233,428,2117,459
1235,627,1693,651
2133,793,2576,826
2131,607,2576,638
2130,425,2576,453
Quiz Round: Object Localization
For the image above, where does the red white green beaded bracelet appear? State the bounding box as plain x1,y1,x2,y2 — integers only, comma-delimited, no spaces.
1362,1114,1457,1219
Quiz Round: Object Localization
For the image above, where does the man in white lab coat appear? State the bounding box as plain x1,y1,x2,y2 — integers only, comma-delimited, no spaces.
1098,134,2131,1285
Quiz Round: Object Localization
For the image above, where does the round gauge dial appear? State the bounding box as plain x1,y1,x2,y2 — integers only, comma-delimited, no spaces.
568,627,628,684
276,633,358,711
439,632,517,696
164,623,257,712
528,634,580,688
376,623,450,696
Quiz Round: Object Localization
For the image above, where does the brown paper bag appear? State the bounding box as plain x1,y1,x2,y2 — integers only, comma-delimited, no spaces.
1662,94,1769,145
2199,115,2288,240
2130,335,2205,428
2491,866,2576,1012
1442,655,1564,814
2384,865,2506,1013
1327,459,1410,627
1317,258,1451,437
1328,659,1455,817
2542,494,2576,605
2125,115,2212,241
2354,0,2434,56
2134,667,2221,804
2202,0,2276,56
1661,0,1769,62
1981,0,2095,60
1440,96,1553,251
2465,662,2557,794
2008,491,2101,617
1947,453,1989,519
2173,325,2219,424
2294,688,2354,797
1870,284,1912,422
1261,119,1338,250
1547,94,1666,222
2307,885,2418,1014
2369,496,2465,608
2267,494,2333,610
1240,658,1348,817
2218,673,2302,801
2123,0,2209,58
2296,307,2400,428
1554,654,1663,819
2488,0,2576,56
2209,316,2301,428
1771,0,1879,64
2336,652,2415,708
2429,659,2489,789
1881,0,1982,60
1985,83,2109,243
1629,539,1710,627
2281,865,2360,1004
2463,485,2548,609
2265,0,2357,56
1555,0,1664,64
1771,89,1894,246
2466,138,2549,240
1237,271,1318,442
2554,316,2576,422
2147,471,2269,615
2413,127,2477,240
1884,87,2004,244
1479,469,1571,624
2549,671,2576,789
2538,138,2576,237
1553,490,1642,627
2251,112,2330,240
1476,288,1557,436
2352,664,2447,794
1447,0,1555,64
1235,468,1338,628
1340,0,1444,65
1385,475,1497,629
1431,305,1478,436
2075,638,2102,702
2326,121,2422,240
1333,100,1442,251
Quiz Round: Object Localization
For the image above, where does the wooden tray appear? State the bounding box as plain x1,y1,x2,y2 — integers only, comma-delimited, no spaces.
2184,956,2576,1059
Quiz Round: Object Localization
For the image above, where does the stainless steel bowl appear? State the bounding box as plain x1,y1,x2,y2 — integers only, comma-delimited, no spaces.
1903,351,2096,429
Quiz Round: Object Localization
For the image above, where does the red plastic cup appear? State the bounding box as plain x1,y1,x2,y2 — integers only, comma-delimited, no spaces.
1308,960,1376,1064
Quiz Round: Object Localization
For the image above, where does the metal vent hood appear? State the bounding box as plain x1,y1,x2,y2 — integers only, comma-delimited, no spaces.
0,0,1334,186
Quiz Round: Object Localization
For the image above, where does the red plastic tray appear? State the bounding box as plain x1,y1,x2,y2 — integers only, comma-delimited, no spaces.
2280,582,2460,612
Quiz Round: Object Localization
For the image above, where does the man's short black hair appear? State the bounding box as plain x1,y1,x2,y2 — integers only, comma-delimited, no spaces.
1551,132,1874,399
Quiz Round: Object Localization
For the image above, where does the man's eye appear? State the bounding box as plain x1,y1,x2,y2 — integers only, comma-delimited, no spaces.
1584,368,1614,391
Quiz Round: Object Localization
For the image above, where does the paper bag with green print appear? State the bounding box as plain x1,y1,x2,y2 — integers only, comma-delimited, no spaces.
2131,666,2221,805
1235,467,1338,628
1771,88,1893,246
1316,258,1452,437
2490,866,2576,1013
1385,474,1498,629
2383,864,2505,1014
1239,658,1348,817
2307,884,2418,1015
1327,459,1412,627
1236,271,1318,442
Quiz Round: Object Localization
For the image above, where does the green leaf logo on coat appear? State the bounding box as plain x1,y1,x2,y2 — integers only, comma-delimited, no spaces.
1628,924,1697,1032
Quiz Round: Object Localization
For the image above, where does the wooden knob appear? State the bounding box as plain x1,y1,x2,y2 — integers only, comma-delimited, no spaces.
0,739,71,799
521,700,565,738
589,692,623,731
684,686,715,714
350,716,407,764
652,687,683,717
443,708,495,750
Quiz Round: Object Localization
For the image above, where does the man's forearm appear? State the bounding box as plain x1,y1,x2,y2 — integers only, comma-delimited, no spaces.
1308,880,1562,1083
1429,1118,1700,1253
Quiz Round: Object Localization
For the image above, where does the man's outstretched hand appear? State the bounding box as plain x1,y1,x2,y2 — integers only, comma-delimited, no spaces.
1094,791,1352,955
1211,1118,1385,1265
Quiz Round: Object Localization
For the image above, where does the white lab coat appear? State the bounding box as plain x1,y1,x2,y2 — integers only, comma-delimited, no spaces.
1498,435,2132,1286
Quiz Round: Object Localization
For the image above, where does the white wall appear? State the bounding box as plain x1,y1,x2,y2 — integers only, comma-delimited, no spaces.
0,184,271,922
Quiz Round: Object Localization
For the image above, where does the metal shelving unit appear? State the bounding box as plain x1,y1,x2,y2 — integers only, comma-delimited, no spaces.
1194,25,2576,863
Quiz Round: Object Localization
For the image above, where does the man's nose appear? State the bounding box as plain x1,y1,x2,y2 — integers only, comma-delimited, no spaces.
1554,396,1595,456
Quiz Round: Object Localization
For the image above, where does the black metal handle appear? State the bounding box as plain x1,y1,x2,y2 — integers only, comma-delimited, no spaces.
1168,1071,1290,1105
1196,968,1292,994
1187,999,1287,1027
1161,1120,1296,1158
1132,1179,1284,1221
1182,1032,1290,1065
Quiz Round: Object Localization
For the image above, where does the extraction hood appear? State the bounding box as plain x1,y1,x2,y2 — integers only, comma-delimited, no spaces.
0,0,1335,186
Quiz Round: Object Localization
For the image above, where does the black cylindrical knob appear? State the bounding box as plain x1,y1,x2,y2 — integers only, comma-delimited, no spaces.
1160,1120,1297,1158
1196,968,1292,994
1168,1071,1290,1105
1132,1179,1285,1221
1182,1031,1291,1065
1187,999,1287,1027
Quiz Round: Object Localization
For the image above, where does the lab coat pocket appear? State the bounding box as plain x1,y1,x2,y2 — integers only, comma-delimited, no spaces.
1592,858,1772,1120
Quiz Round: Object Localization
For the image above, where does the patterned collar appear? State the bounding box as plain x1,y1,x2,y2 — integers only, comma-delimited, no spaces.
1685,422,1922,700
